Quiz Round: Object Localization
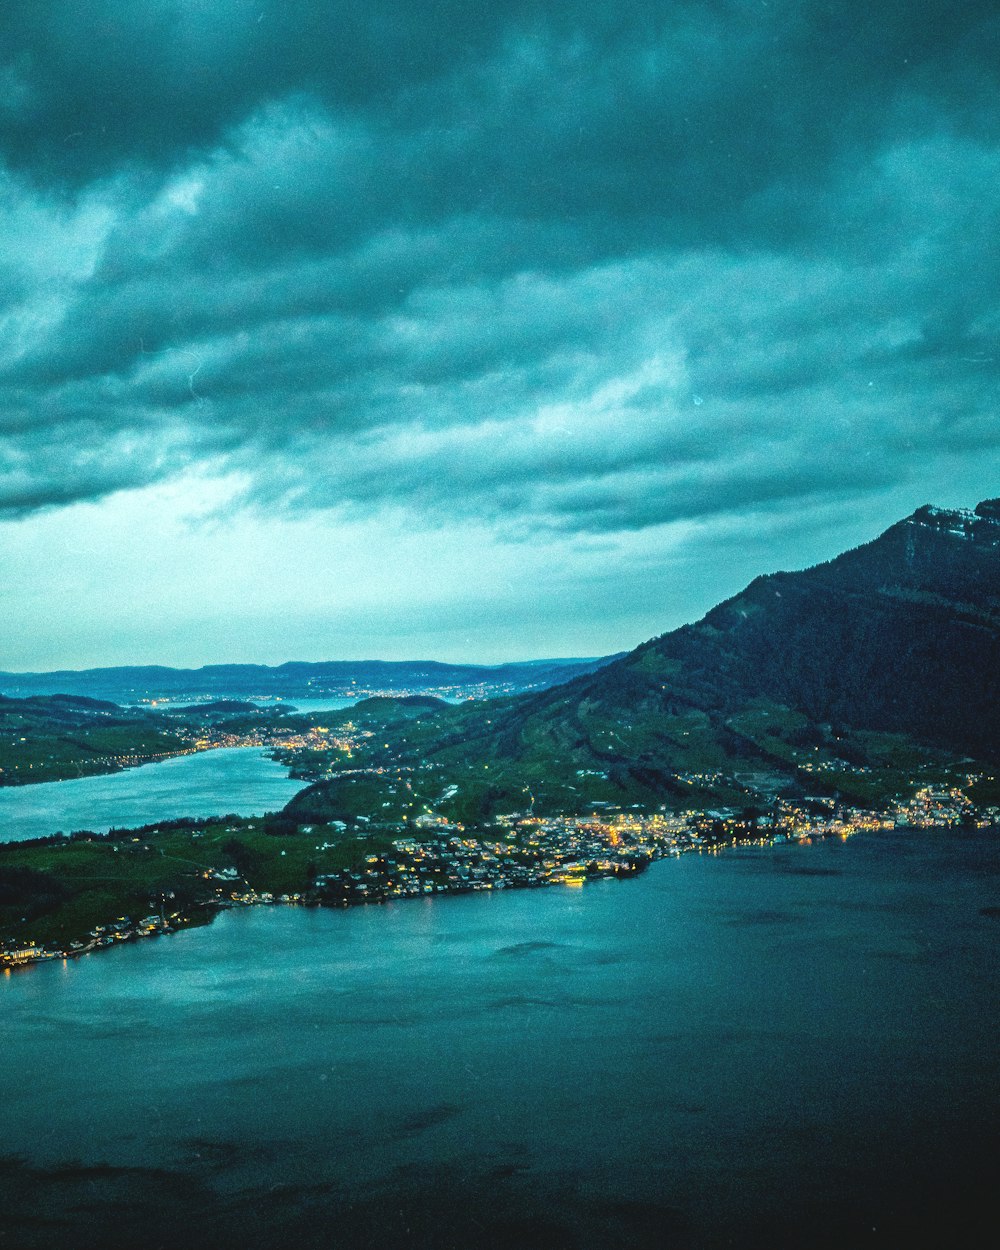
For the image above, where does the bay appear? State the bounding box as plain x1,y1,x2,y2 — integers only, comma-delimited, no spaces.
0,690,462,844
247,696,360,714
140,696,361,714
0,747,306,842
1,827,998,1248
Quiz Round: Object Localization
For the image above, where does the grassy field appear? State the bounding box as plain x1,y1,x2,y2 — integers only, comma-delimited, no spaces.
0,818,387,951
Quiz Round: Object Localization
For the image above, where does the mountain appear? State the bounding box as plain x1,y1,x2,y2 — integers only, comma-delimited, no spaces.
0,656,619,703
286,499,1000,824
537,498,1000,761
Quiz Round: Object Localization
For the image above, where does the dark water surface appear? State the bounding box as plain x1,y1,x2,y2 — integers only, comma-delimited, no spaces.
2,829,998,1249
0,747,306,842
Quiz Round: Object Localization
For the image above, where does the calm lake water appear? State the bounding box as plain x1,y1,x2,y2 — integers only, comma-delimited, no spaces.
2,827,997,1249
0,747,306,842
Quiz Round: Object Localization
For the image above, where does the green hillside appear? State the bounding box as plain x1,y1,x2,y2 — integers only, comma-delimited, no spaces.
283,500,1000,826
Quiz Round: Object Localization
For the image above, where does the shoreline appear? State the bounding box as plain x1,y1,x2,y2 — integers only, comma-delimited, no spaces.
4,795,997,972
0,822,886,973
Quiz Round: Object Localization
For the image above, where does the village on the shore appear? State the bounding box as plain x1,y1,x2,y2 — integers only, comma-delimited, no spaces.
4,778,997,971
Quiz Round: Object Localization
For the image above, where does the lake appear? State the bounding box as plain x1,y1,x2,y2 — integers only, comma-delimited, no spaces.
0,747,307,842
137,696,362,714
1,827,997,1249
0,691,470,843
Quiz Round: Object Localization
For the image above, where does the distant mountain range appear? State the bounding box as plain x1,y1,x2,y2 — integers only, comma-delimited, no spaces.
0,656,620,704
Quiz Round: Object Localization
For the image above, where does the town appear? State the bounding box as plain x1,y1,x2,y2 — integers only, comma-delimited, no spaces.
4,779,997,970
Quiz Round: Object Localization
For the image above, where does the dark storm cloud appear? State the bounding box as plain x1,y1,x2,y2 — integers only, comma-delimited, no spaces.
1,1,998,526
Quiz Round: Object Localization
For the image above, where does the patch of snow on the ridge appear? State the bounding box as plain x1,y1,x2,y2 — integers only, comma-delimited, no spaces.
921,506,977,523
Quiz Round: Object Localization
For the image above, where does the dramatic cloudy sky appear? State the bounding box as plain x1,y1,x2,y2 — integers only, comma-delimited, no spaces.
1,1,998,669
